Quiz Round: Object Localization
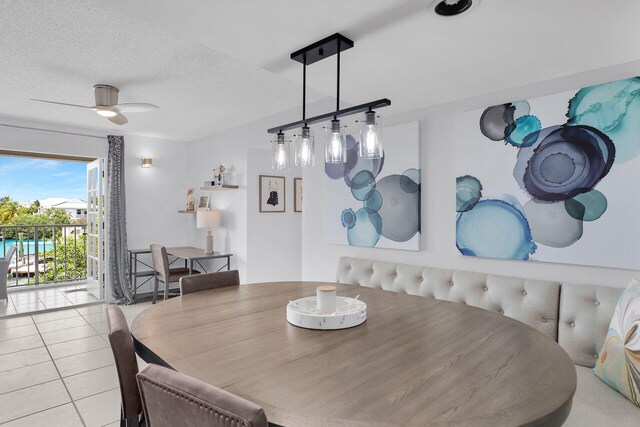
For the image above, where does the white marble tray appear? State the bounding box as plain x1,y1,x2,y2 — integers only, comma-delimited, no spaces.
286,296,367,330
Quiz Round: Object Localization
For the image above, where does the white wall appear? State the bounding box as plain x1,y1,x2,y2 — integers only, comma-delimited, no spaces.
183,101,332,283
301,62,640,289
246,148,301,283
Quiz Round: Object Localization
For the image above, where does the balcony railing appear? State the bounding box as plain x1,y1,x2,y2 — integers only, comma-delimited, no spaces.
1,224,87,287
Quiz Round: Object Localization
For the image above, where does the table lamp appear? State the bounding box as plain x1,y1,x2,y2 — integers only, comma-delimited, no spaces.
197,210,221,254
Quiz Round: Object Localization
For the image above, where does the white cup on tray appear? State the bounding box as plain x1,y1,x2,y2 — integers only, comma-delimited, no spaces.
317,285,337,315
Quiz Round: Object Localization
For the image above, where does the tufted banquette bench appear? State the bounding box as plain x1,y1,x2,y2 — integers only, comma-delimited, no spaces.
336,257,638,426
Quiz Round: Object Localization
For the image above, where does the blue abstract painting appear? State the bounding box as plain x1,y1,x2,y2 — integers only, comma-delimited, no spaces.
325,121,420,250
456,76,640,268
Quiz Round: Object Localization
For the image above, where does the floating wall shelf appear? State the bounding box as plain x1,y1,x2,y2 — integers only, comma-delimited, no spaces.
199,185,239,191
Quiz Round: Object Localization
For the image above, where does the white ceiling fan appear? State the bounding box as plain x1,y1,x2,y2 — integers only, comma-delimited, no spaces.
31,84,159,125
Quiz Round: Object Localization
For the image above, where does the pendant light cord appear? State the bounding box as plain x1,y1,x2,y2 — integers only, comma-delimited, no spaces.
335,38,341,119
302,54,307,123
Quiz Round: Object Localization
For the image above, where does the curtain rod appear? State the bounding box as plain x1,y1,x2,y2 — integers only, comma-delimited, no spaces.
0,123,107,140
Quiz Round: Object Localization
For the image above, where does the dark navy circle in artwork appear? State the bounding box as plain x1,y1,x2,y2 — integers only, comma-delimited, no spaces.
513,125,615,202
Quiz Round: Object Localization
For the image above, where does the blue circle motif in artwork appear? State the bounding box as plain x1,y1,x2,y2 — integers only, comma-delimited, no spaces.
567,77,640,163
341,208,357,229
364,190,382,213
505,115,541,148
456,199,537,260
341,208,381,247
456,175,482,213
564,189,608,222
350,170,376,201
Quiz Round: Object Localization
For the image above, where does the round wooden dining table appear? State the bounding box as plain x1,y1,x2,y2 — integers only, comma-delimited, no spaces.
131,281,576,427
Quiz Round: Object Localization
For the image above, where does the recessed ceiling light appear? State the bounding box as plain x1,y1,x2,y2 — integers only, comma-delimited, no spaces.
431,0,479,17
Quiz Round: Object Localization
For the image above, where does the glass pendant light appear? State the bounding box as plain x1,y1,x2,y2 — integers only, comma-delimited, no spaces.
272,132,290,170
359,111,383,159
325,119,347,163
295,126,314,166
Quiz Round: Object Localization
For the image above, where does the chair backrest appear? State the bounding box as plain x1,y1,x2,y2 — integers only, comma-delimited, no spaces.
107,305,142,421
3,245,16,262
180,270,240,296
137,364,268,427
150,244,170,278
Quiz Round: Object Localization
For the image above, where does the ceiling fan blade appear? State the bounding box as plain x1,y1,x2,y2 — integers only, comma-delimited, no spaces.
107,113,128,125
110,103,159,114
30,99,93,109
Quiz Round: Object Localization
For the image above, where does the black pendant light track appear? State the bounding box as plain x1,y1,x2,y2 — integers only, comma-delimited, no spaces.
268,33,391,134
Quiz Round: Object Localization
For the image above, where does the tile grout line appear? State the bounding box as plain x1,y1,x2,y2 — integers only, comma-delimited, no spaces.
0,402,73,426
0,361,58,396
33,312,88,427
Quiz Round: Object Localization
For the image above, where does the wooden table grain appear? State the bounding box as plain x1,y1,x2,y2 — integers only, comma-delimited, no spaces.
131,281,576,427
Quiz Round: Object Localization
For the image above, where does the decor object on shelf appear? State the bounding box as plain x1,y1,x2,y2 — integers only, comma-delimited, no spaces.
140,156,152,168
197,210,221,254
212,165,226,186
455,75,640,269
267,33,390,169
294,178,302,213
196,192,210,210
593,278,640,407
31,84,158,126
325,121,420,250
259,175,285,213
185,188,195,212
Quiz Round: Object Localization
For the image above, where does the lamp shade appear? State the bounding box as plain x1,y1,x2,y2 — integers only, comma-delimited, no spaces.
196,210,221,229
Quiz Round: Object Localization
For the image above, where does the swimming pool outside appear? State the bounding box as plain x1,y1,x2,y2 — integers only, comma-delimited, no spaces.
0,239,53,258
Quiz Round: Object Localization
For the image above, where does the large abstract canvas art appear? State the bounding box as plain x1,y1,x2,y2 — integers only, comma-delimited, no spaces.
455,76,640,269
325,121,420,250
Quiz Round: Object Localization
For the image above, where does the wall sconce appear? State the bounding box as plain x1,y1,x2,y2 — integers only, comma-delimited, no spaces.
141,156,152,168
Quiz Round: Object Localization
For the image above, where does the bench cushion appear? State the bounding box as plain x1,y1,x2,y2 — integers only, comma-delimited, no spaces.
558,283,623,368
336,257,561,340
564,366,638,427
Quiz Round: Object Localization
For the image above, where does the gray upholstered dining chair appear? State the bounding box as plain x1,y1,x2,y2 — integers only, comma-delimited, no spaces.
150,244,200,304
136,364,268,427
0,245,16,301
107,305,145,427
179,270,240,296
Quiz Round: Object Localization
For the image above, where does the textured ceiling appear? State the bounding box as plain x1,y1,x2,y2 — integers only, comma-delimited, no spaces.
1,0,639,142
0,0,323,141
104,0,640,119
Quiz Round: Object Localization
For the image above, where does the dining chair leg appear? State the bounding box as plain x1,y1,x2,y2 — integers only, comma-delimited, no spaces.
164,279,170,301
120,407,141,427
152,277,159,304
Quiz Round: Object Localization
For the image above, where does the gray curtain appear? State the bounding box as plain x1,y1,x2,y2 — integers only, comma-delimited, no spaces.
107,135,133,304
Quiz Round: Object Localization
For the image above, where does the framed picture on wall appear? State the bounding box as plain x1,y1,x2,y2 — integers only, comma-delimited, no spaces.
294,178,302,212
196,192,210,210
259,175,285,213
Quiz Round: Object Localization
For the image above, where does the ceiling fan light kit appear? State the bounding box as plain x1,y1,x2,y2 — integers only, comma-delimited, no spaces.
30,84,159,126
268,33,390,169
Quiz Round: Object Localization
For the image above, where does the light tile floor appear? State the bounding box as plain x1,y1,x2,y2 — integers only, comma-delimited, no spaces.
1,284,101,318
0,301,151,427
